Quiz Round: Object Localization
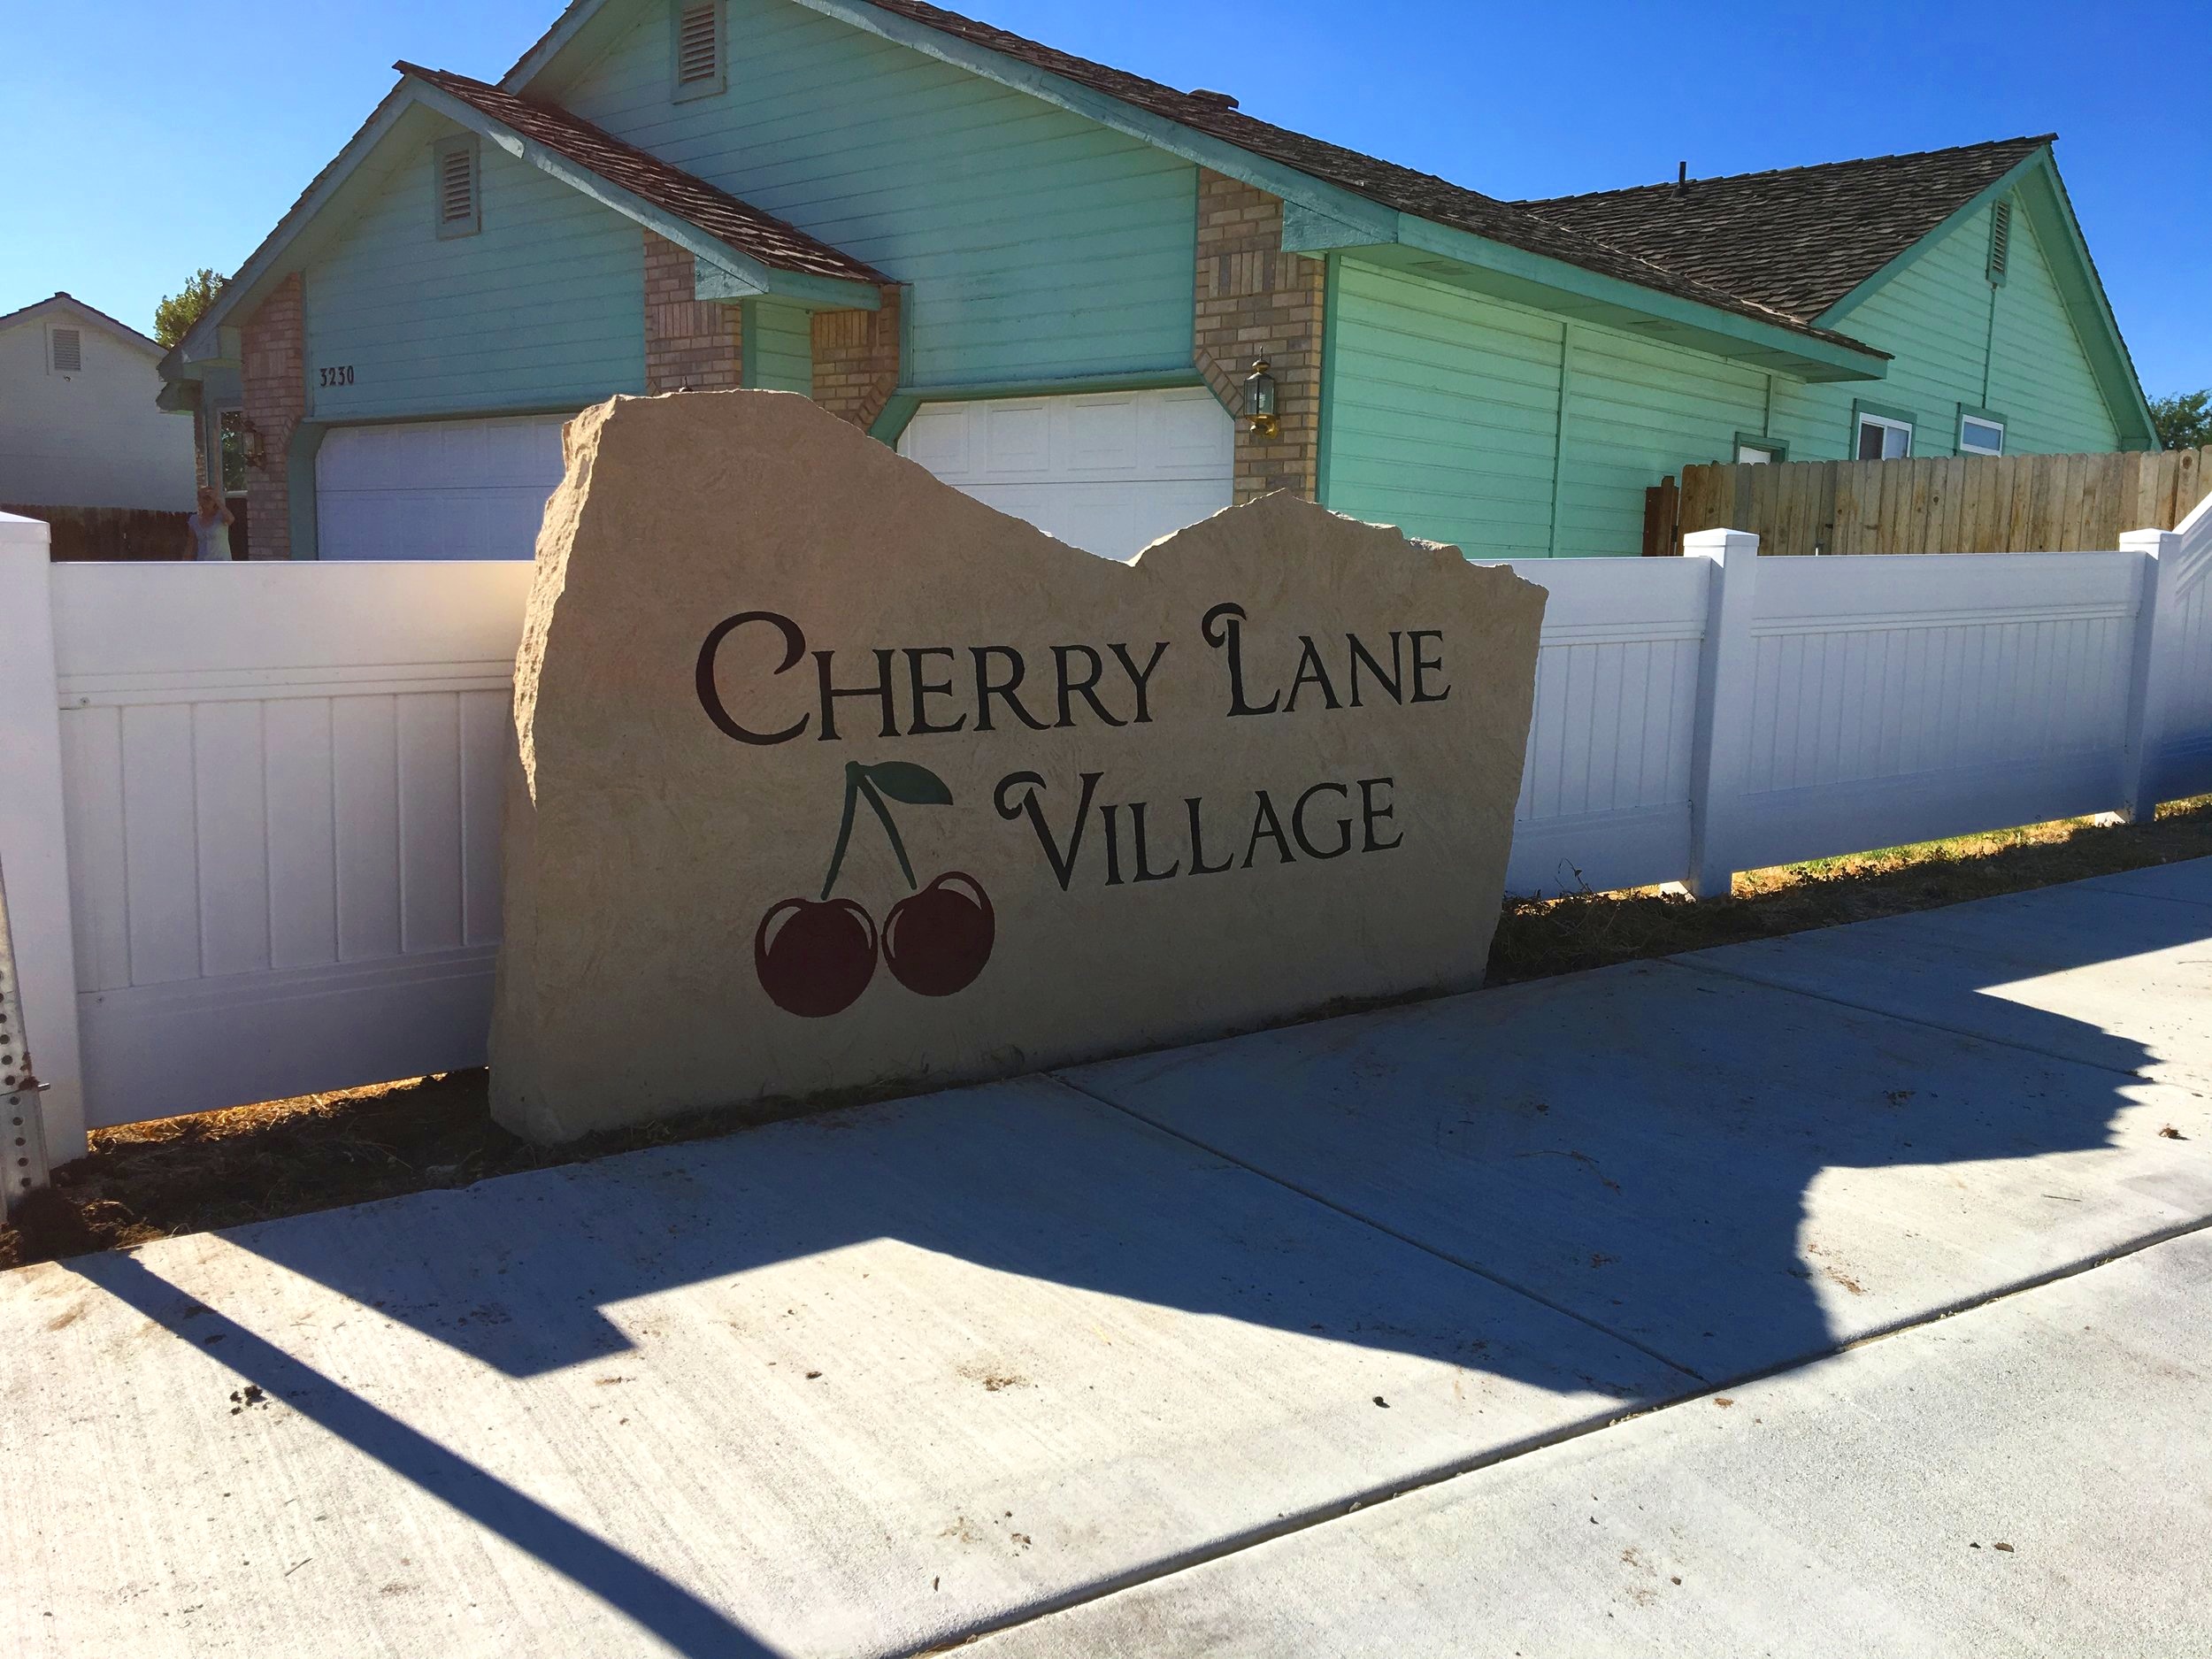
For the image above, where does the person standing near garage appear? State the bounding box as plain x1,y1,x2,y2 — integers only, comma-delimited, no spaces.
184,486,236,561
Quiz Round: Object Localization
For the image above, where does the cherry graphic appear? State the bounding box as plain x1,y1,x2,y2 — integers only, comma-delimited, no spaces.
755,759,994,1016
884,873,995,996
754,897,877,1018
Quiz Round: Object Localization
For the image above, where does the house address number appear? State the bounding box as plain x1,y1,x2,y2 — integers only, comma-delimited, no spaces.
318,365,356,388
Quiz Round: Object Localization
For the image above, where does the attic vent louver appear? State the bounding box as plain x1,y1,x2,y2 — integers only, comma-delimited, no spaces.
434,135,480,238
675,2,723,96
1987,197,2011,285
50,327,82,373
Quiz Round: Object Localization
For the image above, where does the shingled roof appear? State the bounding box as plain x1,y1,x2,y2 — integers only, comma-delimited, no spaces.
820,0,1882,350
1517,136,2052,324
397,62,890,285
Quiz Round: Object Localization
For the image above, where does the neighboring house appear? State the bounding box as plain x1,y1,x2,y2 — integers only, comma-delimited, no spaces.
158,0,2157,563
3,294,198,512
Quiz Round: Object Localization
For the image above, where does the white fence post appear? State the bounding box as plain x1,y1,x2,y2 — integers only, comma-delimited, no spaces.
0,515,86,1168
1683,529,1761,898
2118,527,2183,824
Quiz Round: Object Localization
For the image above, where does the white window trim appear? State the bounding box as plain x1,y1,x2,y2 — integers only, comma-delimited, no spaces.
1959,414,2007,457
1855,411,1914,461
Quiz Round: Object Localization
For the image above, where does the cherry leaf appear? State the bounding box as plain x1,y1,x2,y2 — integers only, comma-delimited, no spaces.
864,762,953,806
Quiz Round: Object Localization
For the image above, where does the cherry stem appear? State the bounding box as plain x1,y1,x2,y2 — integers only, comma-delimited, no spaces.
819,763,918,900
858,776,919,892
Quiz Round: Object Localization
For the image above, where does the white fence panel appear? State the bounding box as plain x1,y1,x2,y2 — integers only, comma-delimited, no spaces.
1727,551,2141,871
2153,495,2212,802
1489,556,1709,896
49,561,532,1128
8,499,2211,1141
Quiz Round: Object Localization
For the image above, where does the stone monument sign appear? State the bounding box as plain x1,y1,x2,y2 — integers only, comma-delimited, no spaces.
490,392,1545,1142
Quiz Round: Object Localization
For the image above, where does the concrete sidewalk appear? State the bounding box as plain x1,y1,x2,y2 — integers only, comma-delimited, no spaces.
4,863,2209,1657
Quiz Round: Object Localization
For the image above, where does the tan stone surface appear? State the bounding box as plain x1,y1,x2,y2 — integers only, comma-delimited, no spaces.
491,391,1544,1142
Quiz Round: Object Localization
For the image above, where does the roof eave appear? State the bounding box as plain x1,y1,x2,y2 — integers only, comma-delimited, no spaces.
1288,206,1889,382
778,0,1879,378
1816,146,2156,449
404,76,882,311
165,84,418,380
1810,143,2051,328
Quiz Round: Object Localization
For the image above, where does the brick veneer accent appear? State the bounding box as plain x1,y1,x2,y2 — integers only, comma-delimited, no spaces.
811,288,902,430
643,230,744,393
240,272,306,559
1193,171,1325,503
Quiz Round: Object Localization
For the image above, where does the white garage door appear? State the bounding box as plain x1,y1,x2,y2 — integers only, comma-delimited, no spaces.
898,386,1233,561
317,414,569,560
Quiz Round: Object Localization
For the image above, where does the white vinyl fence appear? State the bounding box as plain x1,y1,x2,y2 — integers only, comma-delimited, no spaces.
3,497,2208,1169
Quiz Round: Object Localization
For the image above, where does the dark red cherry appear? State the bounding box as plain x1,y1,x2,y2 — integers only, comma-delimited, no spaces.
882,872,995,997
755,897,877,1018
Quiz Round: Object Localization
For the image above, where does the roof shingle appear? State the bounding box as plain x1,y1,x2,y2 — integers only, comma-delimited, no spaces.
1516,136,2052,323
398,62,890,286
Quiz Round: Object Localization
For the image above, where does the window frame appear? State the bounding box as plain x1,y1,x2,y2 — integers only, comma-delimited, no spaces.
1850,399,1916,461
1957,406,2008,457
1732,432,1787,465
433,134,481,240
671,0,726,102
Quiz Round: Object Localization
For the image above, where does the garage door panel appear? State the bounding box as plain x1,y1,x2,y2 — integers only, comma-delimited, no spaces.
901,387,1233,560
317,415,568,561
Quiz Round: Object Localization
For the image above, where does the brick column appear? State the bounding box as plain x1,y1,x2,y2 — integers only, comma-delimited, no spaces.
811,288,902,430
241,273,305,559
643,230,743,393
1193,171,1325,503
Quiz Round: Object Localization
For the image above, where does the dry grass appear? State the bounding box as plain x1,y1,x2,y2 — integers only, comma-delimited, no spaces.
8,795,2211,1269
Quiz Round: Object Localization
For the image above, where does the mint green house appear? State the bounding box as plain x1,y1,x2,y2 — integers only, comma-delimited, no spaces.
161,0,2157,563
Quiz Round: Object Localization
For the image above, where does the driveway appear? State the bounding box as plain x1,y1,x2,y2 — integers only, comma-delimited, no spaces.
4,862,2209,1656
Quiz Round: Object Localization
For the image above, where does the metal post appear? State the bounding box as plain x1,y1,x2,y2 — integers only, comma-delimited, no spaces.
0,864,53,1215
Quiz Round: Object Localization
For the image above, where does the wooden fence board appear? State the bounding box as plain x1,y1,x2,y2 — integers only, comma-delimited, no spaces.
1671,447,2212,556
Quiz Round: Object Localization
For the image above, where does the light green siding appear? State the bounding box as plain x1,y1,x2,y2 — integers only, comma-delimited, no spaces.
550,0,1197,388
743,297,813,392
1323,259,1764,557
1987,211,2121,454
1555,327,1765,558
1325,188,2127,556
1771,198,2118,461
1322,260,1561,558
303,108,645,422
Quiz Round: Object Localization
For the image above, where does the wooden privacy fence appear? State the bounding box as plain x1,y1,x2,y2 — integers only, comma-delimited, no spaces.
1645,446,2210,558
3,493,2210,1160
0,500,255,562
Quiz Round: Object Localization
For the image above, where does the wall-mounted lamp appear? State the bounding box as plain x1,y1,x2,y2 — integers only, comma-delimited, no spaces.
238,418,269,472
1244,358,1279,440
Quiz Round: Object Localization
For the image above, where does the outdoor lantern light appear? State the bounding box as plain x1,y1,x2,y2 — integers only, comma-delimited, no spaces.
238,419,268,472
1245,358,1279,439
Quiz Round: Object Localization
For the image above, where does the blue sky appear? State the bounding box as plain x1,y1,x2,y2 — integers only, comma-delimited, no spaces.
4,0,2201,396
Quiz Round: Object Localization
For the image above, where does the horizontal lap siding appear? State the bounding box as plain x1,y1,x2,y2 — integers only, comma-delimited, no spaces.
306,111,645,420
1989,212,2119,455
557,0,1196,388
1773,201,2119,462
744,298,814,393
1555,330,1765,558
1321,262,1560,557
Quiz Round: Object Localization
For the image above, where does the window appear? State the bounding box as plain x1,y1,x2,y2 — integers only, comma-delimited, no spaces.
1959,412,2006,457
672,1,725,100
1735,437,1785,465
1855,411,1913,460
434,135,480,238
1986,197,2011,286
49,326,82,373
